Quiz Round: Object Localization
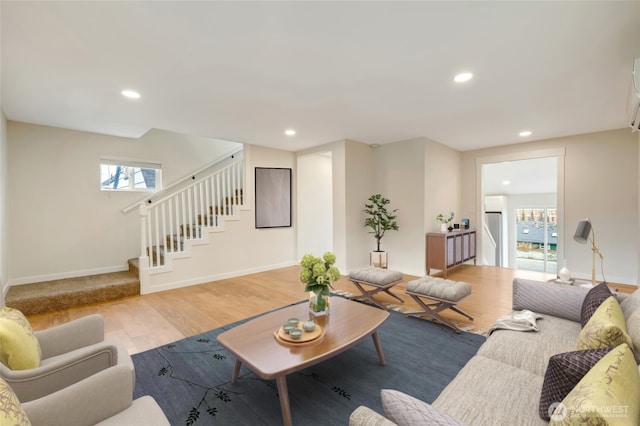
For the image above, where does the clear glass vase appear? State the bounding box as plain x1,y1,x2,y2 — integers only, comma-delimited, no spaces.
309,292,329,317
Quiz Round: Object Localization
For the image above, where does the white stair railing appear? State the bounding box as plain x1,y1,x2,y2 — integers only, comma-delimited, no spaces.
138,158,244,270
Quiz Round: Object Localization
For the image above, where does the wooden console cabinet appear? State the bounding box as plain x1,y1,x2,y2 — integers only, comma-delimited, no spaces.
426,229,476,277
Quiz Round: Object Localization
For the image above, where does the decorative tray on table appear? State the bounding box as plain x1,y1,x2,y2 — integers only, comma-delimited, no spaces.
274,322,325,345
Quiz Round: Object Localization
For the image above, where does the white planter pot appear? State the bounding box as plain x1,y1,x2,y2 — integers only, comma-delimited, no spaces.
440,223,448,232
370,251,388,269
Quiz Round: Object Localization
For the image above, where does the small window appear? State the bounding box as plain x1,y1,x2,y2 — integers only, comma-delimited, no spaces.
100,159,162,191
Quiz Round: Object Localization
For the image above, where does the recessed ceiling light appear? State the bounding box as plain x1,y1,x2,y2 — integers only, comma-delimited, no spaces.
502,180,511,185
121,90,141,99
454,72,473,83
519,130,532,137
285,129,296,136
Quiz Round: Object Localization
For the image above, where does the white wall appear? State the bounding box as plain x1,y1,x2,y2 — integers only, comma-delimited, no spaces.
145,144,297,293
305,138,474,276
8,119,639,292
367,138,461,276
461,128,639,285
296,137,461,277
297,152,333,258
296,139,375,274
374,139,426,275
424,139,461,233
0,112,7,305
344,140,375,271
7,122,242,285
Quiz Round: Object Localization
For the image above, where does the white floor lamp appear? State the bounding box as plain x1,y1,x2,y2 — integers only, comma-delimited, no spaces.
573,218,604,286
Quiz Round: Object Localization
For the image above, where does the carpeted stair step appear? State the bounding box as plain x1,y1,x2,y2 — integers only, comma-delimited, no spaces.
5,267,140,315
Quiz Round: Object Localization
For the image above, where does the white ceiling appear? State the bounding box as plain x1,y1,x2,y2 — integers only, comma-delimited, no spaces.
2,1,640,152
483,157,557,195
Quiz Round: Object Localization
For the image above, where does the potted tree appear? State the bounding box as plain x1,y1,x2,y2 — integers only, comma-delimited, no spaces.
364,194,399,268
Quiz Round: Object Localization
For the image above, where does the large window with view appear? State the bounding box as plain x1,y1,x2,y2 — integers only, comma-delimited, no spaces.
100,159,162,191
516,208,557,274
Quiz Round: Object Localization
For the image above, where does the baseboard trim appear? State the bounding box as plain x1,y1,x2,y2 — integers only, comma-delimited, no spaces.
8,264,131,287
142,261,297,294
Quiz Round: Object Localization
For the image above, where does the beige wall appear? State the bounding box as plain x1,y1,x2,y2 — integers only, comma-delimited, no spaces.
297,140,346,272
297,152,333,258
7,122,242,285
373,139,426,275
8,117,637,291
297,137,462,277
462,128,639,285
344,140,375,270
370,138,461,276
424,139,462,233
296,139,376,273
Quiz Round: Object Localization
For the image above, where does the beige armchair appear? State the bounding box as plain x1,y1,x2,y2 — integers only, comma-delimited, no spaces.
16,365,169,425
0,314,133,402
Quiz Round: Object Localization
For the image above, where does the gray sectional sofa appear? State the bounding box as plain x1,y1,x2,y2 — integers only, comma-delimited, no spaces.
349,278,640,426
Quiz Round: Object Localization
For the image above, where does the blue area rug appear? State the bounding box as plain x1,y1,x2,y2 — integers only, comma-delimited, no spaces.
133,303,485,425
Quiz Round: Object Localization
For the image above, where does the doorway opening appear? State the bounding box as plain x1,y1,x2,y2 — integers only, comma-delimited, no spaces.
479,152,562,274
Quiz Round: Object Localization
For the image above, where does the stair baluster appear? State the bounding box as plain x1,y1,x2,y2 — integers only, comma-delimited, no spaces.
139,158,244,270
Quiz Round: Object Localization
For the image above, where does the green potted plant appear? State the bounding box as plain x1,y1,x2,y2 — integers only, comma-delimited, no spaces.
363,194,399,268
436,212,454,232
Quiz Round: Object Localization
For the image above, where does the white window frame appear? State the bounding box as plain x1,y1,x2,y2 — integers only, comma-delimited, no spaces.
100,158,162,192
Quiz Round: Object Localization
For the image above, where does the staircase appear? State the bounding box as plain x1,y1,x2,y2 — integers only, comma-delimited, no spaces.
136,156,246,293
6,155,246,313
140,158,245,270
147,188,244,266
5,261,140,315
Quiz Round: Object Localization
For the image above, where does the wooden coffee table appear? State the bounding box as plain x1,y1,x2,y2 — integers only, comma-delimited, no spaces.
216,297,390,426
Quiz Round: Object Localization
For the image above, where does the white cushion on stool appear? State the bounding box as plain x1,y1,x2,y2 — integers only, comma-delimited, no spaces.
349,267,403,286
407,277,471,302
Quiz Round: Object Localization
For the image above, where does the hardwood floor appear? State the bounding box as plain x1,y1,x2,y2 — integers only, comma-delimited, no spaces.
26,265,633,355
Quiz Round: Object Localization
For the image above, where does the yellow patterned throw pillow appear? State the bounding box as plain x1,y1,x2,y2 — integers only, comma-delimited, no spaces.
576,296,633,351
550,344,640,425
0,377,31,425
0,307,42,370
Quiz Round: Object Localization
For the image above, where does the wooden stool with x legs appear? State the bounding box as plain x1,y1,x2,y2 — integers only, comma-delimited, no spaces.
405,276,473,332
348,267,404,310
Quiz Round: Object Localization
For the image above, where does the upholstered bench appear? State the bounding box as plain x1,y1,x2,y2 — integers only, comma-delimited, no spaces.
348,267,404,310
405,276,473,332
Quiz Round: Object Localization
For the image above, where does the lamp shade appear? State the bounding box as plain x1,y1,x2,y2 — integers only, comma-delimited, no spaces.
574,219,592,244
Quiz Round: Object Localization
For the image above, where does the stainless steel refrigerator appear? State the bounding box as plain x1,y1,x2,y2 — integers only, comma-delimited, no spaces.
485,212,502,267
